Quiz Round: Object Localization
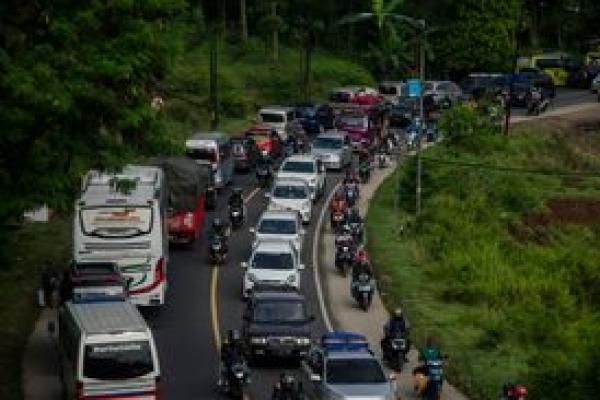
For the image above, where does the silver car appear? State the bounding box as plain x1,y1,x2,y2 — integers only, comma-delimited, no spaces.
310,131,352,170
250,210,305,253
301,348,396,400
424,80,463,108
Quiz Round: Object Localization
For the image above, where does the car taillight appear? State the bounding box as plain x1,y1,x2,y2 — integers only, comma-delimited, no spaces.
155,257,165,284
76,380,84,400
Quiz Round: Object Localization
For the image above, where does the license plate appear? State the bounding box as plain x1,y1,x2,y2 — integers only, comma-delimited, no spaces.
359,285,371,291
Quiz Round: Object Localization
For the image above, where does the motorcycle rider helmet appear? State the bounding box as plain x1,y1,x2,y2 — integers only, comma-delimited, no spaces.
394,308,403,318
261,149,269,157
514,384,527,397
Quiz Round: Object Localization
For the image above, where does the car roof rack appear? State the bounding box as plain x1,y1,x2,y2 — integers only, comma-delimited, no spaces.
320,331,370,352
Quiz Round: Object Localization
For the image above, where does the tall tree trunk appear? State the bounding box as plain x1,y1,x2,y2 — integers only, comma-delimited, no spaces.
240,0,248,42
272,2,279,63
209,29,219,130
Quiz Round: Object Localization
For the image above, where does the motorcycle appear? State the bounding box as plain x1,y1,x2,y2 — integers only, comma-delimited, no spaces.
351,272,374,311
209,235,227,265
344,184,359,207
227,361,250,399
348,221,363,244
358,161,371,184
334,241,354,276
256,165,272,188
377,152,387,169
526,90,549,116
330,209,345,231
229,206,244,229
423,359,444,400
382,333,409,371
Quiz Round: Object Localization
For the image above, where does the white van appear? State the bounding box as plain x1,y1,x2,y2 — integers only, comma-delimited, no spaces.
57,299,161,399
258,106,296,140
185,132,234,189
73,165,168,307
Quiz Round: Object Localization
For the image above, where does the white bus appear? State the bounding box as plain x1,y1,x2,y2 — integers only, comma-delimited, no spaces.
57,299,161,399
73,165,168,307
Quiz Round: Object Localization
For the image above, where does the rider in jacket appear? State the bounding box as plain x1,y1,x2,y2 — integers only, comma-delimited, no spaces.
382,308,411,361
219,329,245,388
211,218,229,253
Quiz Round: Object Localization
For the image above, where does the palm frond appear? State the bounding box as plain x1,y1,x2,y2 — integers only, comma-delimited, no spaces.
337,13,374,26
384,0,405,13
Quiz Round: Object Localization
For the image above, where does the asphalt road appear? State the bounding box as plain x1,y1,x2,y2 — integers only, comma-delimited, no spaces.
142,87,596,400
144,164,341,400
511,87,597,116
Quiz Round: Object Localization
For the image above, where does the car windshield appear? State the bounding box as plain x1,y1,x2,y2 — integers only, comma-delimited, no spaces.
326,358,387,384
379,85,397,95
186,147,217,163
254,300,306,322
83,341,154,380
340,116,367,128
252,252,294,269
296,108,316,118
261,113,285,123
282,161,315,173
314,137,343,149
258,219,297,235
273,185,308,199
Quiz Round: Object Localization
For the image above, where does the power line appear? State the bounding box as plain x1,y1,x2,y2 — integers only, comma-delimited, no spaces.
421,157,600,178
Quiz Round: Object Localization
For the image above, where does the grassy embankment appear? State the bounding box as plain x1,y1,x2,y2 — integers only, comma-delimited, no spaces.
367,109,600,400
0,41,374,400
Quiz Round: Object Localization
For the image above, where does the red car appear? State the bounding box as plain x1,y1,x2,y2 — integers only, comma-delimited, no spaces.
244,123,282,158
335,107,380,149
330,86,383,106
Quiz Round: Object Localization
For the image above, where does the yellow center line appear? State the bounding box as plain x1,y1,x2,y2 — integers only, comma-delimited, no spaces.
210,266,221,351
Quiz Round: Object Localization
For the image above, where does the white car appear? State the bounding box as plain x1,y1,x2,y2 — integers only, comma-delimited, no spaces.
276,155,326,201
250,210,305,253
259,106,296,140
242,240,303,297
267,178,313,224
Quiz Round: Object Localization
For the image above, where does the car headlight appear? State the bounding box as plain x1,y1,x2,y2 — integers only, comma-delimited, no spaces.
296,337,311,345
250,337,267,345
247,273,257,282
286,274,297,284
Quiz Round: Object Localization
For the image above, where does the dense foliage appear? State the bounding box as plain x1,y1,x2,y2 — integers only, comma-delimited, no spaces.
367,113,600,399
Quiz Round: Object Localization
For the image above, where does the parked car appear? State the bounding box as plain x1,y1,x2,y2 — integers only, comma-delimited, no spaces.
230,137,257,172
458,73,504,98
295,103,324,135
258,106,296,140
250,210,305,253
310,131,352,170
276,155,326,201
423,80,463,108
242,288,313,361
300,331,396,400
244,123,282,159
267,178,313,224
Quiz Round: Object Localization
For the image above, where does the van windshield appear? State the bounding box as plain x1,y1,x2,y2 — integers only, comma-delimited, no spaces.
83,341,154,380
261,113,285,123
186,147,217,163
379,85,397,95
80,206,153,238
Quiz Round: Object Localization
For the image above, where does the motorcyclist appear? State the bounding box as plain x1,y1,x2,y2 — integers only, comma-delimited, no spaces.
329,189,348,213
343,167,360,185
345,206,362,226
382,308,411,362
211,218,229,254
335,225,355,249
256,150,274,179
229,187,244,209
272,373,302,400
351,247,372,281
219,329,245,388
502,382,528,400
413,336,443,378
284,131,298,154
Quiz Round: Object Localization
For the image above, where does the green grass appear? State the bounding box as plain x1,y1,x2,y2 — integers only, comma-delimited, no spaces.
367,113,600,399
0,219,71,400
163,38,375,139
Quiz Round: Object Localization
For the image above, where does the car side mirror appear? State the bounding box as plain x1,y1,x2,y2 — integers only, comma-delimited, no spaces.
249,227,255,234
241,262,248,269
264,193,271,199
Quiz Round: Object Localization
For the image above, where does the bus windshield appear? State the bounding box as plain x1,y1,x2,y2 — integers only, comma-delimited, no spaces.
80,206,153,238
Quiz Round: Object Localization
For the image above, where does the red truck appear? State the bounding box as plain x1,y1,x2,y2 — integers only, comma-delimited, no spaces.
244,123,282,158
151,157,210,244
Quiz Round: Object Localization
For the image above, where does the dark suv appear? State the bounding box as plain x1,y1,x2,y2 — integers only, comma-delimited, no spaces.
242,288,314,361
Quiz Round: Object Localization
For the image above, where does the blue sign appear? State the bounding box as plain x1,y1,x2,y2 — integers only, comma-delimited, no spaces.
408,79,421,98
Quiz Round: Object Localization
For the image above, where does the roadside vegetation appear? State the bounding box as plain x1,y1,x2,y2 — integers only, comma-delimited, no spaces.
367,109,600,399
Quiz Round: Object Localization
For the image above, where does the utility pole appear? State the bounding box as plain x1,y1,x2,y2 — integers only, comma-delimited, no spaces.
416,19,425,217
209,27,219,130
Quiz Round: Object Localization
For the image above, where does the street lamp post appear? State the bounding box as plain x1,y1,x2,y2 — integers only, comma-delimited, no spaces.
416,19,425,217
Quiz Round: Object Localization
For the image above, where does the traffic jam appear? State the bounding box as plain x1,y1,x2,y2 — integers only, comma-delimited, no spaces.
42,82,475,400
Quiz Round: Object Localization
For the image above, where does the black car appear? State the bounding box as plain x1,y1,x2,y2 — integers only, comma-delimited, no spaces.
242,288,314,361
315,103,335,130
295,103,323,135
230,137,256,172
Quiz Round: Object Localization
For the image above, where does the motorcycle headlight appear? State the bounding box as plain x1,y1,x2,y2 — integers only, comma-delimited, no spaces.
250,336,267,344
